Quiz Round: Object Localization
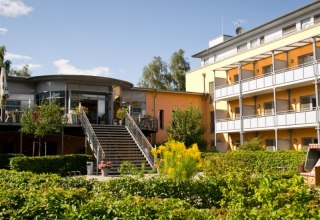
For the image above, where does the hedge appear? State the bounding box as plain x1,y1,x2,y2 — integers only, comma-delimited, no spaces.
0,154,25,169
10,154,90,175
203,150,306,177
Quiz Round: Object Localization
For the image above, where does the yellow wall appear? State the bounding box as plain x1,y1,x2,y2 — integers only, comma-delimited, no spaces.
290,85,319,111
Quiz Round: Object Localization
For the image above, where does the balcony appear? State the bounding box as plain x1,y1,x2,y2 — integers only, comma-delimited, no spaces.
216,109,318,133
214,61,319,100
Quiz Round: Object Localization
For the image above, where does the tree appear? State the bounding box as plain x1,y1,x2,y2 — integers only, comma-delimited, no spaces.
169,49,190,91
0,46,5,67
8,64,31,77
21,101,66,155
138,49,190,91
167,104,207,150
138,56,171,90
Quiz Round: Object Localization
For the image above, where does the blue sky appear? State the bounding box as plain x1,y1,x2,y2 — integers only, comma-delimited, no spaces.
0,0,313,85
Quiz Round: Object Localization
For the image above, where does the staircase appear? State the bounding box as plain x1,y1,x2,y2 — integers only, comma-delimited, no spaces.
78,109,155,176
92,124,153,175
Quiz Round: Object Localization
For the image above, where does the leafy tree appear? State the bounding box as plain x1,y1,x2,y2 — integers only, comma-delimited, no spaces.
138,56,170,90
8,64,31,77
169,49,190,91
167,104,206,150
21,101,66,155
138,49,190,91
0,46,6,67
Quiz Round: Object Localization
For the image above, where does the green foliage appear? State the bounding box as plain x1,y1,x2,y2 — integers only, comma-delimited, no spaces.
119,161,139,176
116,107,127,120
168,104,206,149
0,154,25,169
138,49,190,91
203,151,306,178
10,154,90,175
169,49,190,91
238,137,265,151
21,101,66,138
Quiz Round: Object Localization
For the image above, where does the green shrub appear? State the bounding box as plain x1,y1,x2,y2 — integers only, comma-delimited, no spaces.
119,161,139,176
10,154,90,175
238,137,264,151
0,154,25,169
203,151,306,178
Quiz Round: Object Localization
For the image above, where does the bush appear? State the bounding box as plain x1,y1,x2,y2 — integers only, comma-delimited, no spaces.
10,154,90,175
119,161,139,176
203,151,306,177
238,137,264,151
0,154,25,169
151,141,202,180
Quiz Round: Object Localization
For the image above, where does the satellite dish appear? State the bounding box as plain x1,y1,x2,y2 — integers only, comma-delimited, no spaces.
236,27,245,35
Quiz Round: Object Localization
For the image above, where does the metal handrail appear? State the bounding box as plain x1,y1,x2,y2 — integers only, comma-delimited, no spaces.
124,112,154,167
78,110,105,169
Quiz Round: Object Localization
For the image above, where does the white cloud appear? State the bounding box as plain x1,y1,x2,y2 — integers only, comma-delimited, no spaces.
53,59,110,76
0,0,33,17
0,27,8,35
14,63,42,70
5,52,31,61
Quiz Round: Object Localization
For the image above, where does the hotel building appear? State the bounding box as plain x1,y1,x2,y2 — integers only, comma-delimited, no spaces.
186,1,320,151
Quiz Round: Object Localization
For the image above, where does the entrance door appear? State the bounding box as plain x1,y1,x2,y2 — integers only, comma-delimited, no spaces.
81,99,98,124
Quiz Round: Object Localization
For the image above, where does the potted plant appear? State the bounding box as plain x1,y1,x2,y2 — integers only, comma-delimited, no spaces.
116,107,127,125
98,160,112,176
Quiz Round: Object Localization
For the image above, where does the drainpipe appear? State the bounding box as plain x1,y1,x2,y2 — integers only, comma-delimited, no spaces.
213,70,217,148
312,37,320,142
239,62,244,145
272,51,278,151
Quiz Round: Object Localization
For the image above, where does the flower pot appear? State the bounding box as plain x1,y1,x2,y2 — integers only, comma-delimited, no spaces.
101,168,109,176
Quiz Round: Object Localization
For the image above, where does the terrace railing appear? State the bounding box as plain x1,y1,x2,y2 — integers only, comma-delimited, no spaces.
78,110,105,171
125,112,154,167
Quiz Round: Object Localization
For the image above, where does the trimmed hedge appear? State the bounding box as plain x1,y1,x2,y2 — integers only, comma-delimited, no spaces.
0,154,25,169
10,154,90,175
203,151,306,177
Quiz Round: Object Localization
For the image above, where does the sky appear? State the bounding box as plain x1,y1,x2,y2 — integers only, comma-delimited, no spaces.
0,0,314,85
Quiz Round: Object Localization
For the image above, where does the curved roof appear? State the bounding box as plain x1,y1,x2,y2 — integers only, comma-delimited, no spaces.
9,74,134,89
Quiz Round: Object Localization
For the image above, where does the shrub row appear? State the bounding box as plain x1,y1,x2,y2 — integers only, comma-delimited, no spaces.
0,154,25,169
203,151,306,177
10,154,90,175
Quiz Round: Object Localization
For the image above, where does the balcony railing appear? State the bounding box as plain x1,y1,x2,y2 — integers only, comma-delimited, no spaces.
214,61,319,100
216,109,318,133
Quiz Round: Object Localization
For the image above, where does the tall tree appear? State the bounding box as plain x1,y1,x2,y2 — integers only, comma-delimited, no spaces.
138,56,171,90
0,46,5,68
169,49,190,91
167,104,207,150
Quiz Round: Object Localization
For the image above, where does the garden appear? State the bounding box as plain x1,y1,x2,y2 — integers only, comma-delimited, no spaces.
0,140,320,219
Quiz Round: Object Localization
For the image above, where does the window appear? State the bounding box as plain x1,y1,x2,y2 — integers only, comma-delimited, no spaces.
234,74,239,82
262,65,273,74
237,43,247,53
159,110,164,129
250,39,259,48
264,102,274,115
210,111,215,133
302,137,318,150
301,17,312,29
260,36,265,44
282,23,296,35
315,14,320,24
265,139,276,151
298,54,313,65
235,107,240,119
300,96,316,110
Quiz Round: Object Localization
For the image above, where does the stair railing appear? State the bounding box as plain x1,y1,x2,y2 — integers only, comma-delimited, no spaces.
125,112,154,167
78,110,105,171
